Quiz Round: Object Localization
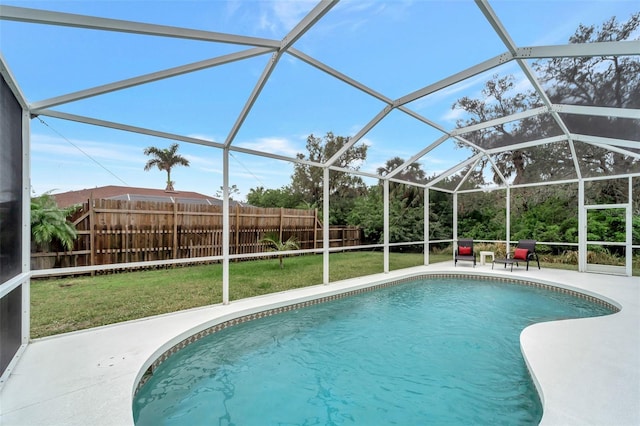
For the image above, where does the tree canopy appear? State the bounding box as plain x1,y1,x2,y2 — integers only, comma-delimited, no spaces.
244,15,638,250
453,13,639,187
143,143,190,191
291,132,368,224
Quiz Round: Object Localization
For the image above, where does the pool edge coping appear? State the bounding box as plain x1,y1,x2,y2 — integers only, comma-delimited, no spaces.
131,270,622,408
1,265,637,426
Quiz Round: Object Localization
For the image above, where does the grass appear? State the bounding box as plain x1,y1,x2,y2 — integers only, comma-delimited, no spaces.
30,250,634,339
31,252,437,338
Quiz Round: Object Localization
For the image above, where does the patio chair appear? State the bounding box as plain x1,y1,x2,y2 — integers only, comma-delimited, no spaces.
454,238,476,267
493,239,540,271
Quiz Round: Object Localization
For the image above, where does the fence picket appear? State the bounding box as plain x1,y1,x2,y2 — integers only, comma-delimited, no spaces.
31,198,361,270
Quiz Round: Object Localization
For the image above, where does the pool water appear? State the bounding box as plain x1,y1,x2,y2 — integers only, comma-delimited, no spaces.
133,278,613,425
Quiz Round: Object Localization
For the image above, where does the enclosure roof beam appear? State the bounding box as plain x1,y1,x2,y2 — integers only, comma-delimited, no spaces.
0,5,280,48
329,165,381,181
476,0,576,164
395,107,485,153
287,48,393,105
583,172,640,182
450,106,548,136
37,109,328,169
487,153,509,186
0,52,28,110
223,52,280,148
516,40,640,59
291,45,464,155
290,46,486,156
394,52,511,107
457,177,583,194
223,1,337,149
30,47,274,112
325,105,393,167
454,157,483,192
484,135,568,154
385,135,450,180
388,177,430,188
279,1,337,52
571,134,640,158
37,109,226,149
425,152,484,189
228,146,324,169
553,104,640,119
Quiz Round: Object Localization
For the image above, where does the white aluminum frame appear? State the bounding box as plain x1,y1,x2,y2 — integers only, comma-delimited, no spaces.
0,54,31,389
0,0,638,384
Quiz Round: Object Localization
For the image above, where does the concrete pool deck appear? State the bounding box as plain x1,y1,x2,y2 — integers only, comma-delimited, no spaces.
0,263,638,425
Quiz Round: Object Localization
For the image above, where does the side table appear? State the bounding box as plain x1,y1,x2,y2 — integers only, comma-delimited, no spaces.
479,251,495,266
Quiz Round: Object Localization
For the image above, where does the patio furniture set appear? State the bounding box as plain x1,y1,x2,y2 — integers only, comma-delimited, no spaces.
454,239,540,272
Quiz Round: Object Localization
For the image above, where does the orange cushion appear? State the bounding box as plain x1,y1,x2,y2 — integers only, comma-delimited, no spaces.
514,248,528,260
459,246,471,255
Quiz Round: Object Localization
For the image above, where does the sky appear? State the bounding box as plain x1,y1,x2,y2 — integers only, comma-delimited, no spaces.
1,0,638,200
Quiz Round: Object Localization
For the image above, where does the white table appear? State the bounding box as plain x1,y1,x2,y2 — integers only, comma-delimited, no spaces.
479,251,495,266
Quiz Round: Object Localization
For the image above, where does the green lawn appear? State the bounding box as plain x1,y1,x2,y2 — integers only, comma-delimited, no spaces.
30,251,631,339
31,252,438,338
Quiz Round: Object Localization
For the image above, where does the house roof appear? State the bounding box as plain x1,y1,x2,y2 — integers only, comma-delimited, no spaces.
51,185,236,208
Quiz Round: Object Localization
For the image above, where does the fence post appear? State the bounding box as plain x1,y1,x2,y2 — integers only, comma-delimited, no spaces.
172,200,178,259
279,207,284,242
314,208,318,249
235,204,240,255
89,196,96,276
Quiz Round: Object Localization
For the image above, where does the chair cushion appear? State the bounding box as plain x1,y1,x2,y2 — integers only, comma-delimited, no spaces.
459,246,472,255
513,248,528,260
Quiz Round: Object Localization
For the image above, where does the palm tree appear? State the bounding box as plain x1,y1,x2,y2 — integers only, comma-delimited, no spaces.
259,233,300,269
143,143,190,191
31,192,78,252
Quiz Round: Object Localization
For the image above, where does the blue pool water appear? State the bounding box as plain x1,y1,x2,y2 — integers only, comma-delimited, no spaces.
133,278,613,425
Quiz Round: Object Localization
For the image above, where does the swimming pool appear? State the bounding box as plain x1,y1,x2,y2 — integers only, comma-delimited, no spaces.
133,277,614,425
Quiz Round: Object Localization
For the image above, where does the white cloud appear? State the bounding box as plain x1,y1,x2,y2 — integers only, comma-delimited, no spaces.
186,133,220,143
31,133,142,164
359,136,374,147
259,1,317,33
237,137,300,157
183,154,219,169
200,167,223,175
441,107,466,124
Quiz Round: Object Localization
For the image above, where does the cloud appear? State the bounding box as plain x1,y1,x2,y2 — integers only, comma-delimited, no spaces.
237,137,300,157
183,154,220,169
260,1,317,33
185,133,220,143
441,107,466,124
31,133,142,164
359,136,374,147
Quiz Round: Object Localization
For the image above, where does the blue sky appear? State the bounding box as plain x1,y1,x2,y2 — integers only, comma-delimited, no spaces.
1,0,638,200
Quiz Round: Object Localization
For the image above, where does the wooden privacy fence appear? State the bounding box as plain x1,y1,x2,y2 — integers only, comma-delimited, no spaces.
31,198,361,270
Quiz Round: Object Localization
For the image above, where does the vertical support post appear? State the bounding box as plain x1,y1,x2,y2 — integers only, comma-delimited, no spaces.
505,187,511,256
222,148,230,304
453,191,458,261
323,167,330,284
383,179,389,273
21,110,30,345
578,180,585,272
424,187,429,266
626,176,632,277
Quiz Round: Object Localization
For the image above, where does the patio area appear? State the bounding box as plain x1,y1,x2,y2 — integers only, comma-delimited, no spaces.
0,263,638,426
